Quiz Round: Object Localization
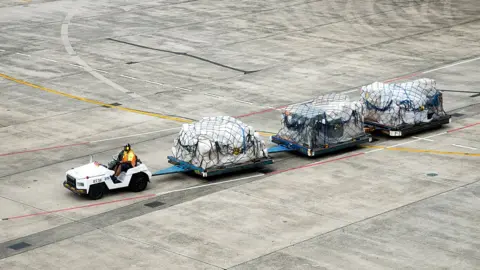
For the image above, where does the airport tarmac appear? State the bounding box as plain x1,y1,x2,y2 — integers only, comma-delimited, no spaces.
0,0,479,269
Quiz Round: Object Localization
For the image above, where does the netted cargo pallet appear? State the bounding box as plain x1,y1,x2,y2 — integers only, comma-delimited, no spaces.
154,116,272,177
360,78,451,137
269,94,372,156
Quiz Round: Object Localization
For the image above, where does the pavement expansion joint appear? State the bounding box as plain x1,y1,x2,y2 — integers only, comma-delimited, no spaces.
7,242,31,251
144,201,166,208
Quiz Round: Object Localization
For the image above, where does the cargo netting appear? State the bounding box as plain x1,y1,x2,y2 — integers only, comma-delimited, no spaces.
172,116,268,170
275,94,366,148
360,78,447,128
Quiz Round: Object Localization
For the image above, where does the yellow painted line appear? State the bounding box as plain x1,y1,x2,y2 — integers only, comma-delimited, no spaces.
0,73,280,137
361,145,480,157
0,73,193,123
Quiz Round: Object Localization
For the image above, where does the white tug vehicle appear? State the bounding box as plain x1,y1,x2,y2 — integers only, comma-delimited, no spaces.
63,155,152,200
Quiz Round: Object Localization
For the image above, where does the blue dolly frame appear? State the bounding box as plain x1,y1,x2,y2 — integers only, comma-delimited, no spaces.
268,134,373,156
152,156,274,177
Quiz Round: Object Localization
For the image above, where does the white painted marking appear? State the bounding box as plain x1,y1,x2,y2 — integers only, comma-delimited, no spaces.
423,56,480,73
365,131,447,154
412,136,434,142
293,99,313,106
129,93,143,98
0,49,6,52
235,99,253,105
387,139,422,148
61,7,145,101
342,89,358,94
424,132,448,139
92,69,109,74
142,79,164,86
120,74,139,80
155,174,264,196
365,148,384,154
126,92,149,102
5,96,33,102
267,106,283,111
88,127,180,143
452,144,478,150
15,53,31,57
175,86,192,92
69,22,99,29
204,93,223,98
387,132,446,149
41,58,58,63
67,63,82,68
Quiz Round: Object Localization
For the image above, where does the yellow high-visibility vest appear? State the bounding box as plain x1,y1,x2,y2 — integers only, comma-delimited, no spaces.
122,150,136,165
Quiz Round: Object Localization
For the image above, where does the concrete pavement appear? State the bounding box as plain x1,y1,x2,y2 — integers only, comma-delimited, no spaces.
0,0,479,269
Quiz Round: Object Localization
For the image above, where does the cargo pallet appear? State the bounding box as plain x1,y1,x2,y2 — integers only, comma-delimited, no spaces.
363,114,452,137
268,134,373,157
152,156,274,177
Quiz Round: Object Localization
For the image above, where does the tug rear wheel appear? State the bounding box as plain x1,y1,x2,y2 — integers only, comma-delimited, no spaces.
129,173,148,192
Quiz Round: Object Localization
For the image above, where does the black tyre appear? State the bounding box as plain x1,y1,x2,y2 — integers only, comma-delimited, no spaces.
88,183,106,200
129,173,148,192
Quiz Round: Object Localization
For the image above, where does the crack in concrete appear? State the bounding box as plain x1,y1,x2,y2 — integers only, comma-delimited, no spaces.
106,38,261,75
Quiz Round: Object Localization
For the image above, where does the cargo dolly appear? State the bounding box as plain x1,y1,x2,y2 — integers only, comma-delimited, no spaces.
363,114,452,137
268,134,372,157
152,156,274,177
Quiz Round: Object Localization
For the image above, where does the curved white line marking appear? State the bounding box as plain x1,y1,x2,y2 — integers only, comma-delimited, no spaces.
60,1,148,102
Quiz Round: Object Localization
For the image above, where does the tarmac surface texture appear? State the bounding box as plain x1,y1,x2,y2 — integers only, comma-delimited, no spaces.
0,0,479,269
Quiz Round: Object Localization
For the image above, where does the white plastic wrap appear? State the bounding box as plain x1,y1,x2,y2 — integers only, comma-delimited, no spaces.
276,94,366,148
172,116,268,169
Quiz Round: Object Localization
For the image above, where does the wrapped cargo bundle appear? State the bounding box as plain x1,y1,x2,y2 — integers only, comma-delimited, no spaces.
275,94,366,148
172,116,268,170
360,78,447,128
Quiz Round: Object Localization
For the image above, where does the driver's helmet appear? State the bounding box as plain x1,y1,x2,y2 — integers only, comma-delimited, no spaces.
124,143,131,152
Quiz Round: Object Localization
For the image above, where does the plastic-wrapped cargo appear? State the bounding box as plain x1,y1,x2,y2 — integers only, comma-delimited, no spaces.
275,94,366,148
171,116,269,170
360,78,447,128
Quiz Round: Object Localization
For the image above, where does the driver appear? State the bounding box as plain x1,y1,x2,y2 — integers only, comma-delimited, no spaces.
111,144,137,183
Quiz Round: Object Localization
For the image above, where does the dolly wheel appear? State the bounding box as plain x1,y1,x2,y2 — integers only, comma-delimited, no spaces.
129,173,148,192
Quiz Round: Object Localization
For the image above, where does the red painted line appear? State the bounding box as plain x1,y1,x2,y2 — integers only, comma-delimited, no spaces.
2,152,365,221
235,108,276,118
0,142,90,157
267,152,365,176
3,193,156,221
447,122,480,133
235,105,287,118
236,72,423,118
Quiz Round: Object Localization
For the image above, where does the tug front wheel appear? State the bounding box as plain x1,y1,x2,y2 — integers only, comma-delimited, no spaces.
88,183,106,200
129,173,149,192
